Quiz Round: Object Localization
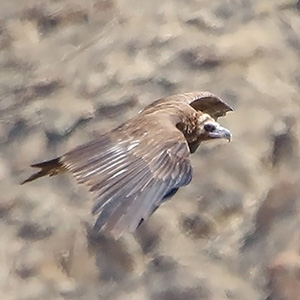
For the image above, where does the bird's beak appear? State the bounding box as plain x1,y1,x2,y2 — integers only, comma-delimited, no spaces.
208,124,232,142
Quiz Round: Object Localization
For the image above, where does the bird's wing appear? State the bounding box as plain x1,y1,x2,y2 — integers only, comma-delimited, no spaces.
61,122,192,238
169,91,233,120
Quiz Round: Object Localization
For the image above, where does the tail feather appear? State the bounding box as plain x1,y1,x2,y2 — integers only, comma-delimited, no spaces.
21,158,64,184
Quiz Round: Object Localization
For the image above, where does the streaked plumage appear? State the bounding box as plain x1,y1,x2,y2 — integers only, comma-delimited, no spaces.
22,92,233,238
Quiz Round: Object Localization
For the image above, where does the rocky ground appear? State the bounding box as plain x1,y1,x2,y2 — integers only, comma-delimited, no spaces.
1,0,300,299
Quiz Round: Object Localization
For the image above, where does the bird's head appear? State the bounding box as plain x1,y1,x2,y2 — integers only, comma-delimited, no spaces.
197,113,232,142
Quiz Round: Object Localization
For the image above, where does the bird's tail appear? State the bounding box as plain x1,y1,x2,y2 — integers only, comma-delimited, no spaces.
21,157,65,184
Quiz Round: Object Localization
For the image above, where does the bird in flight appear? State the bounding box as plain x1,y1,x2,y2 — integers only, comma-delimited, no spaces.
22,92,233,239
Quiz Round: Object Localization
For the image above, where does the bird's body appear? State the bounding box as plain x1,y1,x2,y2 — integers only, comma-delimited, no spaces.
22,92,233,238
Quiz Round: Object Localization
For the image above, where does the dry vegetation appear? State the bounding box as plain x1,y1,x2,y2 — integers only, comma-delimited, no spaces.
1,0,300,299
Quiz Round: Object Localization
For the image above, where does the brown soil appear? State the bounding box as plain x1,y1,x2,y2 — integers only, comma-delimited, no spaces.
1,1,300,299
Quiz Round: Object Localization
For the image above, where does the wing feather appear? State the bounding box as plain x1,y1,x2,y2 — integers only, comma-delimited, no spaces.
93,161,151,215
61,118,193,238
174,91,233,120
147,91,233,120
98,145,191,237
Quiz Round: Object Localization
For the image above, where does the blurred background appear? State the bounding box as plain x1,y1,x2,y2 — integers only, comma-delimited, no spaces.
1,0,300,299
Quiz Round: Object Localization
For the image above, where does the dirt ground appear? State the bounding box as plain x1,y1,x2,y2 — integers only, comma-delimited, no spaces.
1,0,300,299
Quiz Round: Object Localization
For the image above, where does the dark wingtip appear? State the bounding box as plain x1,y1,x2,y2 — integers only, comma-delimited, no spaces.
21,158,62,185
183,91,233,120
21,172,42,185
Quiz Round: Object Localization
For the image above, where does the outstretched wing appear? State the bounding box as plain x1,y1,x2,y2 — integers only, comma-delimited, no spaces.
163,91,233,120
61,122,192,238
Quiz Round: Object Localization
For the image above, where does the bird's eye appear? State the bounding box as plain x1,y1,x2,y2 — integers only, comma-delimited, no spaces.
204,123,216,132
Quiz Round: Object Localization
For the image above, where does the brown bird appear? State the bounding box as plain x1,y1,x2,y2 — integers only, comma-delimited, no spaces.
22,92,233,238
